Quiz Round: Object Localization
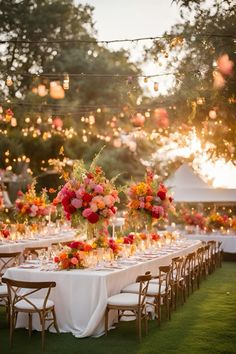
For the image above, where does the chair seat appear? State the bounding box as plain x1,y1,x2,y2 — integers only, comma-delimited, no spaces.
150,279,160,285
122,282,166,296
15,298,54,311
107,293,141,306
0,285,8,296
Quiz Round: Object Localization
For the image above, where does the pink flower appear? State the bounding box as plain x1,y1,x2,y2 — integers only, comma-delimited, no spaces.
84,177,91,185
140,201,145,208
76,187,85,198
82,208,92,217
71,198,82,209
70,257,79,265
30,205,38,217
152,206,164,219
90,203,98,212
94,184,104,193
104,195,115,207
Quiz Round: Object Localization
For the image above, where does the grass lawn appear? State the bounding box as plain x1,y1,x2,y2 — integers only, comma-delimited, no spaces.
1,262,236,354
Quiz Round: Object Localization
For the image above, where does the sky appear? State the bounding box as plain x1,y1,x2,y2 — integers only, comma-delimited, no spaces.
79,0,181,42
78,0,183,95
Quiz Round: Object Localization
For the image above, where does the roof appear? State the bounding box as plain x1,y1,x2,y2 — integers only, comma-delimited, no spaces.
165,164,210,189
165,164,236,203
172,187,236,203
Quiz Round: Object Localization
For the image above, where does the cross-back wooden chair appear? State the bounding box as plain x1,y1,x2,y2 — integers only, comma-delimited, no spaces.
23,247,48,261
171,256,186,309
0,252,21,321
194,247,205,288
149,265,172,325
2,277,59,350
207,240,217,273
203,244,211,277
105,272,152,340
123,265,172,326
182,252,196,296
216,241,223,267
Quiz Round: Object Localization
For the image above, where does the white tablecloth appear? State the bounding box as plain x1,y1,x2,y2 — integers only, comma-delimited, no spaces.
184,234,236,253
0,231,76,254
4,240,201,338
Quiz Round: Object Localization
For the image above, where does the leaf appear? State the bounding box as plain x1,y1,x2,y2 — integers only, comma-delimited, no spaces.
59,146,64,156
90,145,106,172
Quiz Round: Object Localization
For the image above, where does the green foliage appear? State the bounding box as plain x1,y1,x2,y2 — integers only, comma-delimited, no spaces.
146,0,236,161
0,0,143,191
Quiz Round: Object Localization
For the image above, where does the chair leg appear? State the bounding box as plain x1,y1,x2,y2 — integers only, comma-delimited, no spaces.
145,308,148,335
105,308,109,335
52,308,60,334
167,296,171,321
39,312,45,351
28,313,32,337
174,284,178,310
9,310,14,348
5,297,10,326
137,310,142,341
157,299,161,326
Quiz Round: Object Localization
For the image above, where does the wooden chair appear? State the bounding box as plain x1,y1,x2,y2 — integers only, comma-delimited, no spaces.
23,247,48,261
194,247,205,288
171,256,186,309
215,241,223,267
207,241,217,273
0,252,21,322
182,252,196,296
2,277,59,350
122,266,172,326
202,244,211,277
105,273,152,340
148,265,172,325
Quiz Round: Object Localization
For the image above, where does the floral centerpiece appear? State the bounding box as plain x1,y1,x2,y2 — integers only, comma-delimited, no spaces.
54,241,93,270
231,216,236,231
0,222,10,239
54,152,120,239
181,209,206,230
207,212,230,231
15,182,56,224
126,170,174,231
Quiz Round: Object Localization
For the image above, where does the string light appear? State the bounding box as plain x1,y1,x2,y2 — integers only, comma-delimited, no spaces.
3,70,189,79
0,33,235,45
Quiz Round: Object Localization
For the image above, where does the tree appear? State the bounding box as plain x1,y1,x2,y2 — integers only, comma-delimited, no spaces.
146,0,236,162
0,0,144,193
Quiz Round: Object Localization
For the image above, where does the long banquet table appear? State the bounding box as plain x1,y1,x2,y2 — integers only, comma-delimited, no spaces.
4,239,201,338
184,234,236,253
0,231,76,254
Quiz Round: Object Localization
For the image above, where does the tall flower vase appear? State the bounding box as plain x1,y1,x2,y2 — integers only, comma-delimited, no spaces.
145,222,155,249
86,223,96,241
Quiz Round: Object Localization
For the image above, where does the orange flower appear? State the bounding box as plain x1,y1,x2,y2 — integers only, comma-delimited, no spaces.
140,233,147,240
129,200,140,209
49,188,57,193
62,259,70,269
59,252,68,261
145,196,153,202
145,202,152,210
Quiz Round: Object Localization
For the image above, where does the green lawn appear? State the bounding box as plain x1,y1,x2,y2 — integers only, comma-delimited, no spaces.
1,262,236,354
